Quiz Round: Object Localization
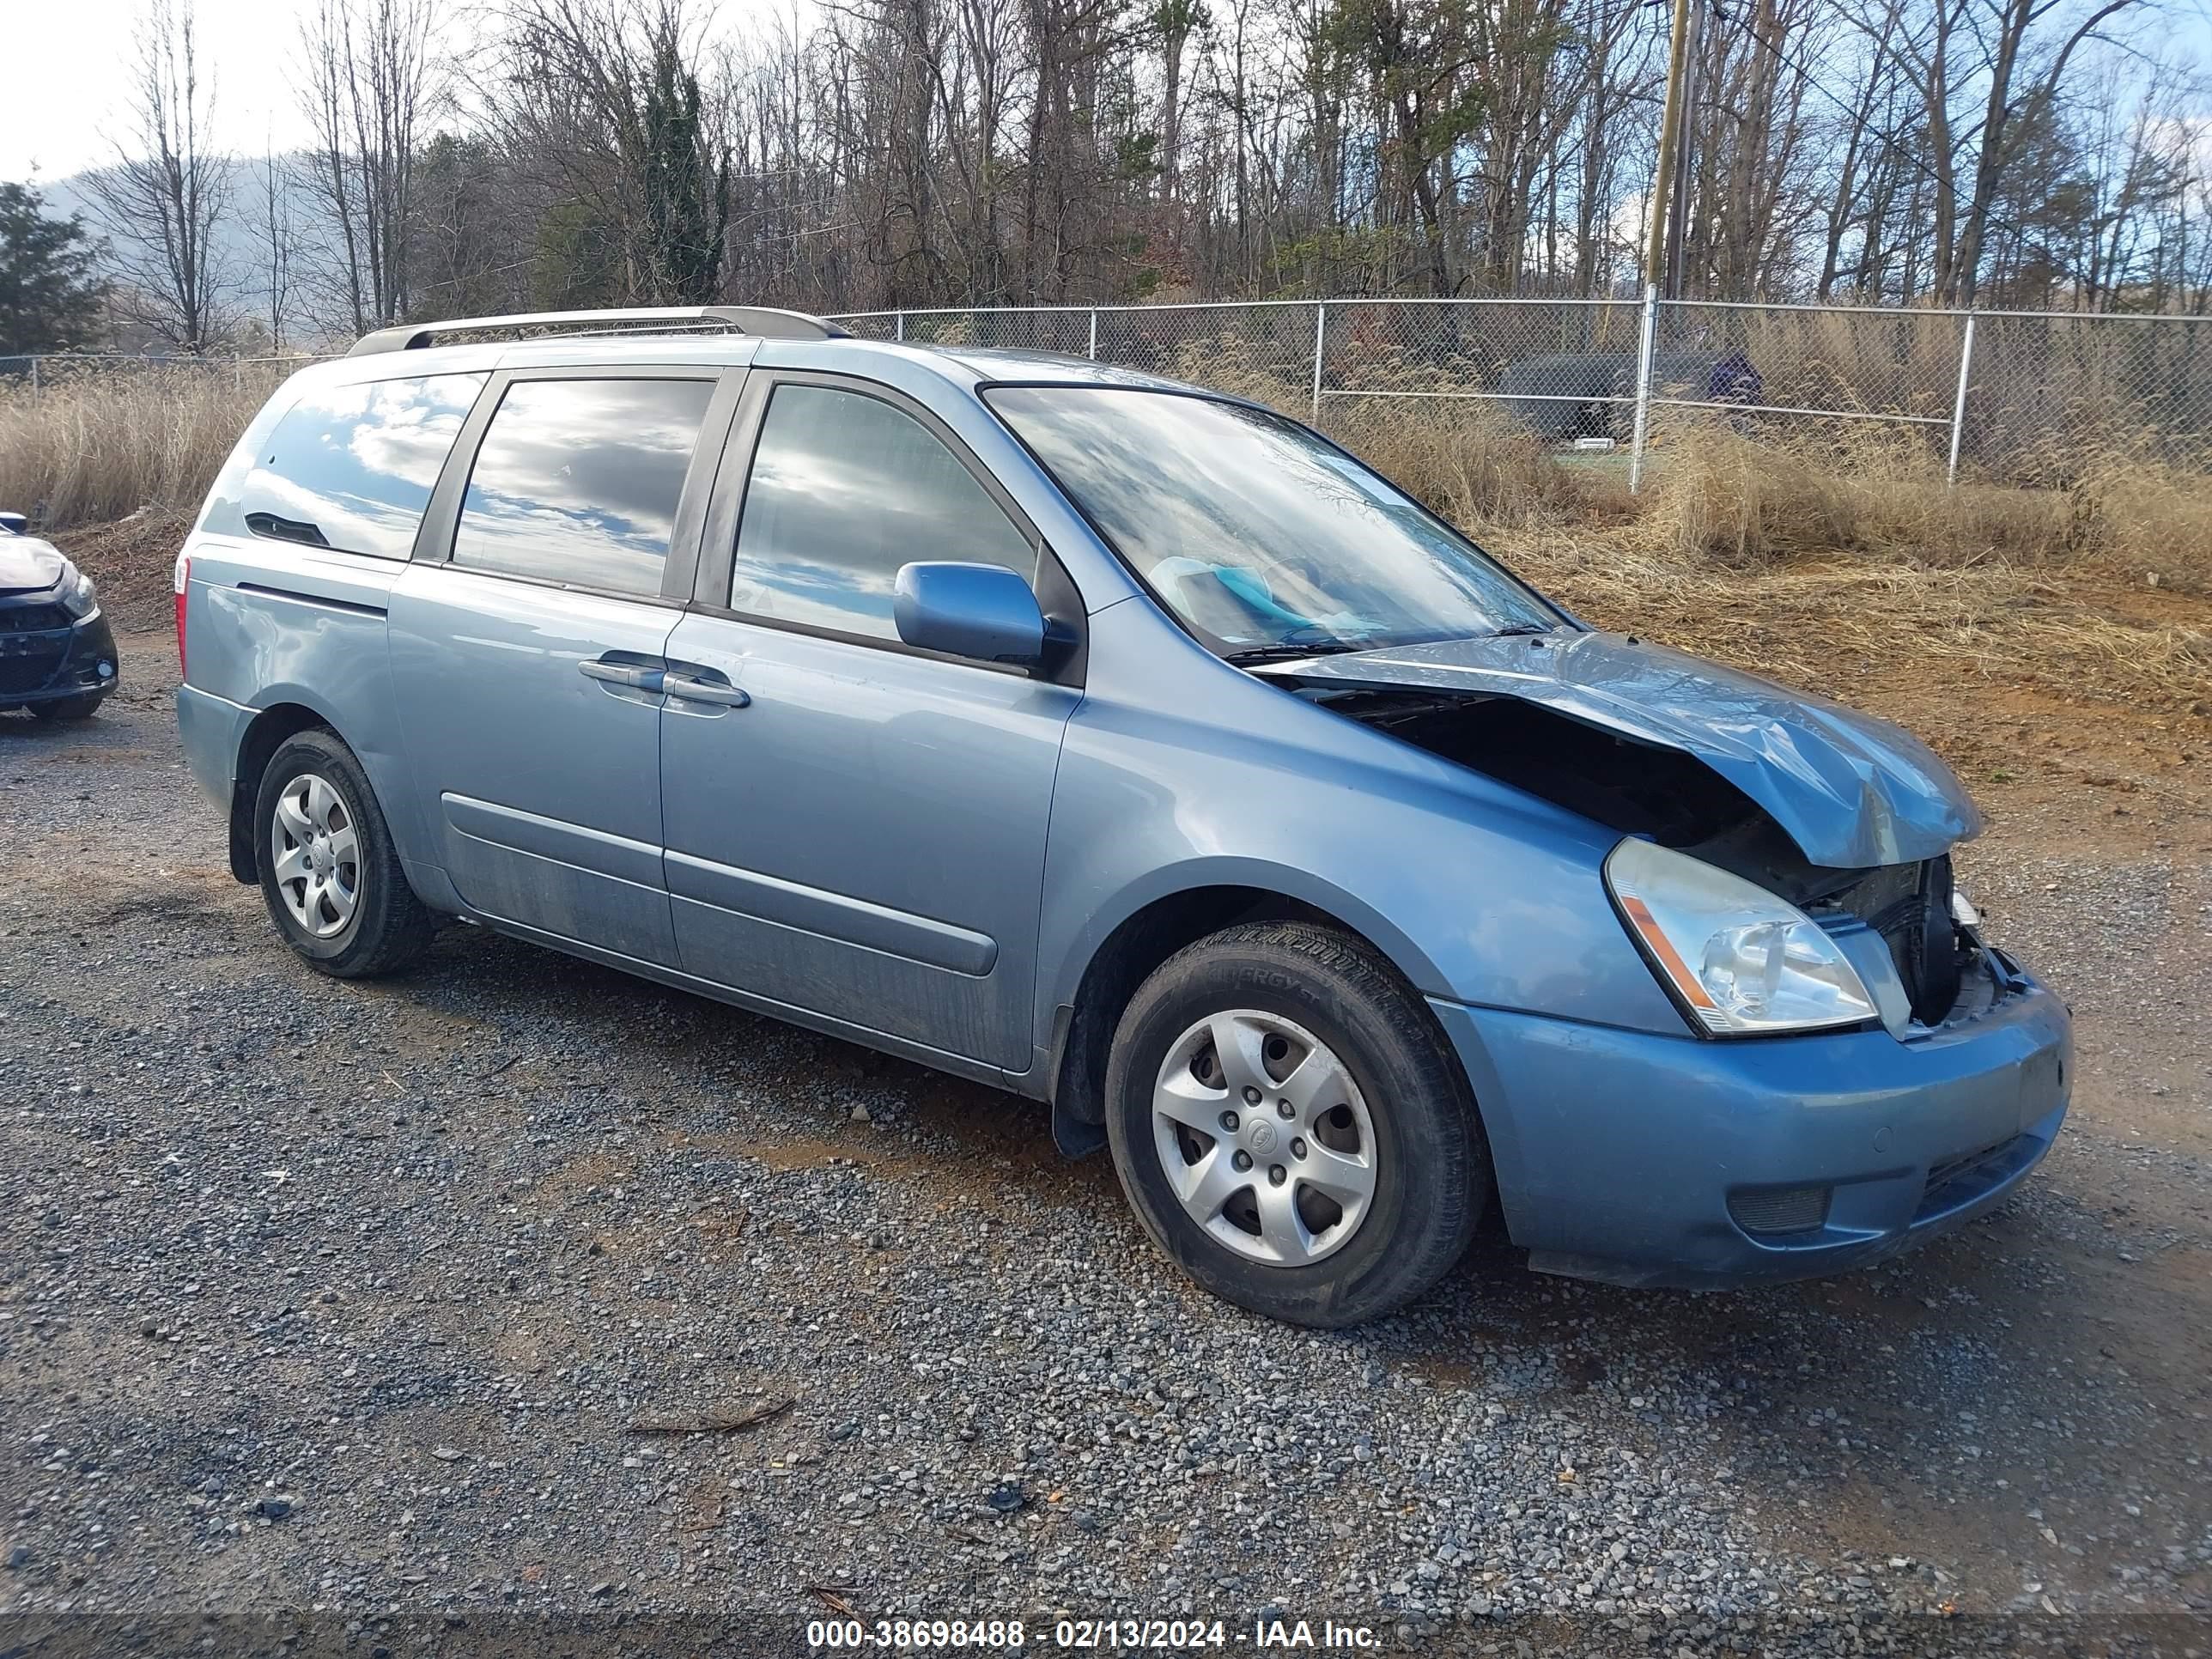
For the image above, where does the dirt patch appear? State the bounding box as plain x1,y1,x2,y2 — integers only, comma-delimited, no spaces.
52,508,194,631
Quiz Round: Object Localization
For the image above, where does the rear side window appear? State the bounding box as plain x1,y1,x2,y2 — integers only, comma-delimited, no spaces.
451,378,715,598
727,384,1036,641
241,374,485,558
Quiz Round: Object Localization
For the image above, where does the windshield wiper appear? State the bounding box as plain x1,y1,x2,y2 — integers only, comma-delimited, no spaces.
1491,621,1560,637
1220,641,1377,665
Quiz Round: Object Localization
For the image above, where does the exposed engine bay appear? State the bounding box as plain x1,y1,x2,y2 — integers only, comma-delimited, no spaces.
1295,684,1980,1026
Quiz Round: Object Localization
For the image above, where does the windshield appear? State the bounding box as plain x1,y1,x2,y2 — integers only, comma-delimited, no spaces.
987,386,1563,656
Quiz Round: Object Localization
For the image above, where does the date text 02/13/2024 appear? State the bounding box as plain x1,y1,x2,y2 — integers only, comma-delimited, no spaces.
805,1617,1386,1649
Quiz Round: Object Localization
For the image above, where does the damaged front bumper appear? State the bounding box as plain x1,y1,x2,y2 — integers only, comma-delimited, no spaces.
0,605,119,711
1431,951,2071,1290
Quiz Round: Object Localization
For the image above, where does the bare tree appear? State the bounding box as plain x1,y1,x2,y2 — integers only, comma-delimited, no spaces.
1949,0,2148,302
477,0,732,305
337,0,2207,313
246,147,297,349
80,0,232,352
299,0,441,332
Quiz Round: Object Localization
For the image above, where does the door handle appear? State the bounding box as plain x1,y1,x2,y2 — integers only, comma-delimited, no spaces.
663,672,750,708
580,659,665,691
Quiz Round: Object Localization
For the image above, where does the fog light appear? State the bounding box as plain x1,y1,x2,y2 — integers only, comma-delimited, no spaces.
1728,1185,1832,1236
98,660,115,678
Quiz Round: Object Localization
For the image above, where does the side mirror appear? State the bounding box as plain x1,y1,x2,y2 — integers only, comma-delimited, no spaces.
894,562,1048,667
0,512,27,537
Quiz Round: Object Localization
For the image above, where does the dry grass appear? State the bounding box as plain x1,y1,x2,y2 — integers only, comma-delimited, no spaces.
0,364,276,530
1505,535,2212,711
1316,397,2212,717
1631,416,2212,588
1218,359,2210,718
1324,398,1626,529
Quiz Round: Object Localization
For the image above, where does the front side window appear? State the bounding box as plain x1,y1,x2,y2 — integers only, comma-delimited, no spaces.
452,377,715,597
727,383,1036,641
241,373,485,558
987,386,1561,658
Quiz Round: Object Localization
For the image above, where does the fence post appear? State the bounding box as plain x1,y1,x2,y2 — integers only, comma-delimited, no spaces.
1628,284,1659,495
28,357,37,403
1087,309,1098,361
894,312,905,343
1310,301,1327,425
1947,313,1978,489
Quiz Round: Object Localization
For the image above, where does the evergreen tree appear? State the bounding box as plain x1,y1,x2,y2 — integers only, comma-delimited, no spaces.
640,43,729,303
0,183,108,355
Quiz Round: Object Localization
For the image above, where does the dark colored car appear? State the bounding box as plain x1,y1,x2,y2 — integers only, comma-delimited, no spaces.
1498,349,1763,440
0,511,119,720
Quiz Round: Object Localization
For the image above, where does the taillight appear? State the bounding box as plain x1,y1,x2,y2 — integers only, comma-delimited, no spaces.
173,550,191,681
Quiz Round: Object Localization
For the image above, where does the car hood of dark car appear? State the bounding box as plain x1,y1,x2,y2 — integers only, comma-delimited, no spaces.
0,534,67,595
1255,629,1981,868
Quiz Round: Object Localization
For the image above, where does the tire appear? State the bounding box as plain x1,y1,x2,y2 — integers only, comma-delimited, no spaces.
31,692,106,721
252,728,434,978
1103,920,1489,1327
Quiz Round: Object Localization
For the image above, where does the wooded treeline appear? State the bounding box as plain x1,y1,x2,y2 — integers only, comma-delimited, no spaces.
30,0,2212,352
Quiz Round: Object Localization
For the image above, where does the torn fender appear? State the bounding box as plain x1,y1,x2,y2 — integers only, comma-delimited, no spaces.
1255,630,1981,868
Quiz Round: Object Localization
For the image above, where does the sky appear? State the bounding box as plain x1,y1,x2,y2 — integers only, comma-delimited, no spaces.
0,0,809,185
4,0,2210,186
3,0,321,182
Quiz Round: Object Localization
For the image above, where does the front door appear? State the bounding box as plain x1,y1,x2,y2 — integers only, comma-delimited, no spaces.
659,374,1080,1071
389,368,738,965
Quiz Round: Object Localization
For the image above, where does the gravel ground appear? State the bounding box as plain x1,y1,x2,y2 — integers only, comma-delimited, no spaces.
2,635,2207,1657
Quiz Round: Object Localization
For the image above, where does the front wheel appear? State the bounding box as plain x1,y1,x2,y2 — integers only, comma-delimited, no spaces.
253,728,434,978
1103,921,1488,1327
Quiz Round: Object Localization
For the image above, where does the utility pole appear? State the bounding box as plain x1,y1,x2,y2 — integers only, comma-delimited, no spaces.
1644,0,1698,297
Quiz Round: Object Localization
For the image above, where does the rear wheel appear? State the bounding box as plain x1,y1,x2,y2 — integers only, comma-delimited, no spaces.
1103,920,1488,1327
253,729,433,978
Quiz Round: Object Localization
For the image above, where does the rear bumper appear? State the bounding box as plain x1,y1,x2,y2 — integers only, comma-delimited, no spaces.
0,611,118,708
177,682,252,805
1431,956,2071,1289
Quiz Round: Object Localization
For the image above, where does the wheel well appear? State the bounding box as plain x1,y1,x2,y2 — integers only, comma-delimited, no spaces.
226,704,332,883
1048,886,1404,1156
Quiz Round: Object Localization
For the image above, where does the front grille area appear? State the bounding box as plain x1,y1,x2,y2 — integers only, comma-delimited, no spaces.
1834,854,1963,1024
0,641,68,694
1729,1185,1833,1236
0,605,70,694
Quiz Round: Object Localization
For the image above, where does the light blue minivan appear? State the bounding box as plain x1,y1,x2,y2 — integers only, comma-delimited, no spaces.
174,307,2069,1325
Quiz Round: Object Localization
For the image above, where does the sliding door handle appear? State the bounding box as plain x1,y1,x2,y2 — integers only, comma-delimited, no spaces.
663,672,750,708
580,659,665,691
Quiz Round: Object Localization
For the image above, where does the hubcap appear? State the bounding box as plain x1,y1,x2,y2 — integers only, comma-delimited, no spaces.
270,772,361,939
1151,1009,1378,1267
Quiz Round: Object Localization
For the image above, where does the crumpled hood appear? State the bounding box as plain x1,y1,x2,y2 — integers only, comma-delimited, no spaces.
1261,630,1981,867
0,533,67,595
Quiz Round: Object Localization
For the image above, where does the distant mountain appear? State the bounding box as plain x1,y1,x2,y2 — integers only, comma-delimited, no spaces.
40,156,343,341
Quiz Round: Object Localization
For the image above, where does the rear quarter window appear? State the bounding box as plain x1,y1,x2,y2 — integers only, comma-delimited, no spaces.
237,374,487,558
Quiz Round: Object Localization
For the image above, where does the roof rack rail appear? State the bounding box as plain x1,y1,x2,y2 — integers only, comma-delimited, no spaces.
346,306,851,357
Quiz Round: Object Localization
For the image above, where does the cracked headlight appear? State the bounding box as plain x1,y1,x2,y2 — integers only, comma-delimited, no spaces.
1606,838,1876,1036
56,560,100,620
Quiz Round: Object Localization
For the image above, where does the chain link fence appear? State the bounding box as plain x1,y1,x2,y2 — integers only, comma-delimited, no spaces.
834,296,2212,489
8,301,2207,491
0,353,335,397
